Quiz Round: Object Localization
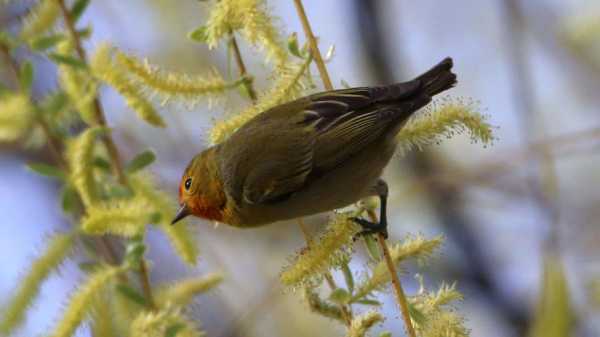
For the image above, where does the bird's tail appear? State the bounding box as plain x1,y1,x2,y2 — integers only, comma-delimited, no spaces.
414,57,456,97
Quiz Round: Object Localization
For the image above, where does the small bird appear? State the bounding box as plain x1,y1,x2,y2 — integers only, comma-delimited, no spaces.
172,57,456,238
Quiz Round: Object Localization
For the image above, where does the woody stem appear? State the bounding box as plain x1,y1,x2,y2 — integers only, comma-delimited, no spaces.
57,0,155,310
293,1,417,335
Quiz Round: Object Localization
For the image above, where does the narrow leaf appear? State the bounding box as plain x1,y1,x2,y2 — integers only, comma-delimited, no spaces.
48,53,87,68
115,283,148,308
188,26,208,43
26,163,66,181
125,150,156,174
30,34,65,51
70,0,91,22
19,61,34,91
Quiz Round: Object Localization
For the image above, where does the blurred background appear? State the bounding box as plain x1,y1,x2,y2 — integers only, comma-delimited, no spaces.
1,0,600,336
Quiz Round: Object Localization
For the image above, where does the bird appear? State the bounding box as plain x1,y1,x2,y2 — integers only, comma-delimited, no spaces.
171,57,457,238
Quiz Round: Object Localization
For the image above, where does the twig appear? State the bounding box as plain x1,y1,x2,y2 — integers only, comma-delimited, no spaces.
292,0,333,90
298,219,353,326
292,1,416,335
228,30,258,102
57,0,155,309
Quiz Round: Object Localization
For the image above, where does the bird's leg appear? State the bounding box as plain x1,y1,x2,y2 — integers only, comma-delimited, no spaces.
352,179,389,239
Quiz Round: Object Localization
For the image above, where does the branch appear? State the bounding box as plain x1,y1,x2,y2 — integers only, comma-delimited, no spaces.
56,0,155,310
291,1,415,336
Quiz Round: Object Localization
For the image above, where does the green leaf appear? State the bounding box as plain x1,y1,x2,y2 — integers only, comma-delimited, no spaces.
70,0,91,22
92,156,111,171
341,263,354,293
30,34,65,51
354,298,381,306
364,235,381,262
42,92,68,115
106,185,133,198
125,150,156,173
78,261,100,272
0,31,17,49
61,185,79,213
329,288,351,305
26,163,66,181
125,240,146,266
48,53,87,69
379,332,392,337
164,323,185,337
115,283,148,307
188,26,208,43
287,32,303,58
19,61,34,92
77,26,93,39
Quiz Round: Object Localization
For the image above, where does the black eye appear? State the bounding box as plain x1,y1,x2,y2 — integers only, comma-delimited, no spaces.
184,178,192,190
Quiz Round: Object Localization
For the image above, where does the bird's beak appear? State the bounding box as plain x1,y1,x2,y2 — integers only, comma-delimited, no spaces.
171,203,190,225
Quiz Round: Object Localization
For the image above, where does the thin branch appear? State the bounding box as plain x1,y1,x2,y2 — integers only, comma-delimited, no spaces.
229,30,258,101
291,2,415,335
292,0,333,90
57,0,155,309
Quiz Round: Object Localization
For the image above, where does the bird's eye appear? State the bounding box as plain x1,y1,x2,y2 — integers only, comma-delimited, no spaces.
184,178,192,191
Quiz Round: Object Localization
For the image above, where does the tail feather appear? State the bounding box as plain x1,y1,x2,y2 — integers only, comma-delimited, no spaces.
415,57,457,96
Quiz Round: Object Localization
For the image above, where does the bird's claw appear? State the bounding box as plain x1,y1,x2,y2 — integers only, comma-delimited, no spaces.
350,217,388,241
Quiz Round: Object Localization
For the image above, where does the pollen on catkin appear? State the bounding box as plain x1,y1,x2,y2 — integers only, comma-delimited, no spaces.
205,0,288,69
19,0,60,42
56,40,98,125
397,97,494,155
130,173,199,265
280,211,360,288
66,127,103,208
0,93,33,142
48,265,124,337
351,235,443,301
303,287,345,323
114,51,242,105
209,56,312,144
347,311,384,337
129,305,204,337
408,282,468,337
90,43,165,128
0,233,75,336
156,272,223,307
80,197,154,237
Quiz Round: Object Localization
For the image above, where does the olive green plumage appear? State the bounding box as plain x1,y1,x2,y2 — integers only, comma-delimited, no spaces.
174,57,456,227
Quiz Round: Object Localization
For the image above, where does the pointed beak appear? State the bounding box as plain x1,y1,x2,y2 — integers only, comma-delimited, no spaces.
171,203,190,225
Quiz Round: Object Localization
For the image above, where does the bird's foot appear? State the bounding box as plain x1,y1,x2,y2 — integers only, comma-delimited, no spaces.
351,217,388,240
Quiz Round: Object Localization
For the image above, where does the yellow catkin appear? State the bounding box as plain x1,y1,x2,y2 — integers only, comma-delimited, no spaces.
409,283,468,337
90,290,119,337
352,235,443,301
0,93,33,141
346,311,384,337
303,287,345,322
90,43,165,128
205,0,288,69
156,272,223,307
80,197,153,237
130,174,199,265
129,306,204,337
0,233,75,335
19,0,60,42
66,127,102,208
280,212,359,287
397,99,494,154
49,265,123,337
209,56,311,144
115,51,242,103
56,40,98,125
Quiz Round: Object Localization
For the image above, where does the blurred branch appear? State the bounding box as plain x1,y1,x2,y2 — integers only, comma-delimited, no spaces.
56,0,156,310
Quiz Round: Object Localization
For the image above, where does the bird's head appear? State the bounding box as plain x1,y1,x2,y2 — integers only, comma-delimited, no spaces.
171,148,226,225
